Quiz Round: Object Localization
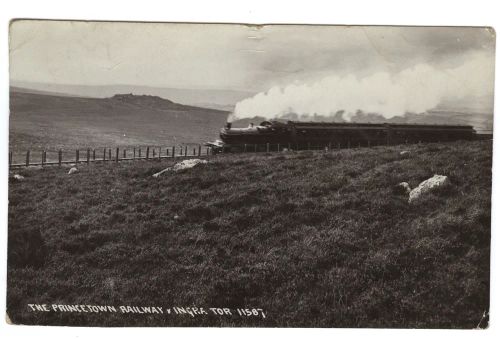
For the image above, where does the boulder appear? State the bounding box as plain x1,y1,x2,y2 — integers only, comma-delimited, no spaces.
171,159,207,171
409,174,449,203
400,151,410,156
68,167,78,175
12,174,25,181
152,159,207,177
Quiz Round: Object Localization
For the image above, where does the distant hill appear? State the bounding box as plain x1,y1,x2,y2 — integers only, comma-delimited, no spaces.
10,86,83,98
9,91,230,153
193,102,236,112
10,81,254,110
436,95,494,115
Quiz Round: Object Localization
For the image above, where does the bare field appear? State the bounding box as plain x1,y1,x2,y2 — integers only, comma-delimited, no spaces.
7,140,491,327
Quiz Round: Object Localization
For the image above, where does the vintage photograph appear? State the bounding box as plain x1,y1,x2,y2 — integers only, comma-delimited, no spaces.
7,20,494,327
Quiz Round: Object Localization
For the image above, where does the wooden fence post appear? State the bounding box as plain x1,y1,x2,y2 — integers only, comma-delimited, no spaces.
139,148,142,158
277,143,280,152
103,149,106,161
123,149,126,158
184,146,187,157
9,151,12,167
133,148,136,159
116,148,119,163
198,145,201,156
152,148,156,158
26,150,30,167
87,148,90,165
158,147,161,160
146,147,150,159
172,146,176,158
166,148,169,157
76,150,80,163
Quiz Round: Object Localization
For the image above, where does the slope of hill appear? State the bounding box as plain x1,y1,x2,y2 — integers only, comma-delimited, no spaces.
9,86,84,98
10,82,255,109
9,91,230,154
7,140,491,327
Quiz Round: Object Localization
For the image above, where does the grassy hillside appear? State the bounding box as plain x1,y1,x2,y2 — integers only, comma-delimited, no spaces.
9,91,229,155
7,140,491,327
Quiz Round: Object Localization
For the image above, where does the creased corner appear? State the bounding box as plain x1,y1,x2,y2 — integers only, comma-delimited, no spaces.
5,312,13,325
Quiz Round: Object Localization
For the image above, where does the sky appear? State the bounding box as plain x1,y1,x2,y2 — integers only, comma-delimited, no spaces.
9,20,496,118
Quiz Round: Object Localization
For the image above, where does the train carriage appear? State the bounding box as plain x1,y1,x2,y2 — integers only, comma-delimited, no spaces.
213,120,476,152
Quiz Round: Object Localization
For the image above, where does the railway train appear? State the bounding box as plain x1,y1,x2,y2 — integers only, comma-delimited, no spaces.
206,120,478,153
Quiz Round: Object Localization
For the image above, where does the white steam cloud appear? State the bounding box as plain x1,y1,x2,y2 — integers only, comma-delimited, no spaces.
229,52,494,122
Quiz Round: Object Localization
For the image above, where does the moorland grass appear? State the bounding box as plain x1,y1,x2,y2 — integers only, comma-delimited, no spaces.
7,140,491,327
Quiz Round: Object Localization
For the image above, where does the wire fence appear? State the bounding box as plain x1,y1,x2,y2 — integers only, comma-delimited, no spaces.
8,135,493,169
9,145,212,168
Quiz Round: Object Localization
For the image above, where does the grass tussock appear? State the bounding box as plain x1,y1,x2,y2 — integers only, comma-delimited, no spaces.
7,140,491,327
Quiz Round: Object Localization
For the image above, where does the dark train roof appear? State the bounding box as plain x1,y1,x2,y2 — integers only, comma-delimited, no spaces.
271,120,475,130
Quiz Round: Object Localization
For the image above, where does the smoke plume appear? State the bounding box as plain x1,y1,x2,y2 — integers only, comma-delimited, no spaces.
229,52,493,122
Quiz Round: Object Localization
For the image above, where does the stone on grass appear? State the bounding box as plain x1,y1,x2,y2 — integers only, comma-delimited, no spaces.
68,167,78,175
153,159,207,177
13,174,25,181
409,174,449,204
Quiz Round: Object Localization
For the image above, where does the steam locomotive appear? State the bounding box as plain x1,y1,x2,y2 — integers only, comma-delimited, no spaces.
206,120,477,153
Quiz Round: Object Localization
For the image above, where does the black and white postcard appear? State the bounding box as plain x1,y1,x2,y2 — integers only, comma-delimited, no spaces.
7,20,494,328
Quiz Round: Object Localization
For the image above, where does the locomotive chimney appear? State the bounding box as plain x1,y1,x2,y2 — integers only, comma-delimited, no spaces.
225,122,232,129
